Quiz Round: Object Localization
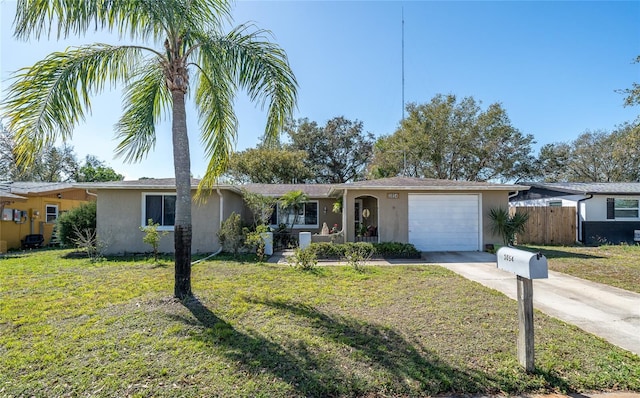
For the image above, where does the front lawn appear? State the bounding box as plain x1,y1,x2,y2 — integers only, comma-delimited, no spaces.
1,249,638,397
521,244,640,293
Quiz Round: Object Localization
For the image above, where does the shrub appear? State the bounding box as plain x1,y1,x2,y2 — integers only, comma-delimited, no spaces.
245,224,269,261
310,242,345,258
344,242,374,271
373,242,421,258
308,241,421,259
288,246,317,270
71,225,106,262
242,190,277,227
140,219,168,262
56,201,96,245
217,212,245,255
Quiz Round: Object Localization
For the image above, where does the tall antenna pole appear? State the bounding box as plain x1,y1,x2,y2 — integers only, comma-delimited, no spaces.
402,7,405,121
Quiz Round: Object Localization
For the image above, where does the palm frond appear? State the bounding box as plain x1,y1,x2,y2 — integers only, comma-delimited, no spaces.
192,61,238,196
189,25,297,194
200,25,298,145
488,207,530,245
114,61,171,163
1,44,142,165
13,0,100,40
13,0,232,43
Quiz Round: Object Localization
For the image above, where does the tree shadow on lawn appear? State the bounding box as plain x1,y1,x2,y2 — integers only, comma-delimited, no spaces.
517,246,605,260
173,296,536,397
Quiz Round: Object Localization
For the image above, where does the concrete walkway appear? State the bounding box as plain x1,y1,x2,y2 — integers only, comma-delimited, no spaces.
425,251,640,356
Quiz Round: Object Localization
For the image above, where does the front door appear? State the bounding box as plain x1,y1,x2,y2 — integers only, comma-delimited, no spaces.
354,199,363,234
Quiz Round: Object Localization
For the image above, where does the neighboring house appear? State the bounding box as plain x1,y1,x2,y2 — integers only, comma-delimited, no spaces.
511,182,640,245
79,176,525,254
0,182,95,252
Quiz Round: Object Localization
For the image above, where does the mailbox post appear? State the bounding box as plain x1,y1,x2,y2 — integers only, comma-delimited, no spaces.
496,247,548,372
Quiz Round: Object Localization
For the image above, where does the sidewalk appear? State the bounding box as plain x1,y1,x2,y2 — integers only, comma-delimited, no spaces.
426,251,640,356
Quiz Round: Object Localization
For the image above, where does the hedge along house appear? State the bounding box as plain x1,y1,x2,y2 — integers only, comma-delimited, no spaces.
78,176,526,255
329,177,527,251
0,182,95,252
511,182,640,245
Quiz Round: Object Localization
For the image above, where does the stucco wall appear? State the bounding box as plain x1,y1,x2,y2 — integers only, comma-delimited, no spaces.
480,190,510,247
98,189,224,255
221,190,244,222
317,198,342,233
344,190,408,243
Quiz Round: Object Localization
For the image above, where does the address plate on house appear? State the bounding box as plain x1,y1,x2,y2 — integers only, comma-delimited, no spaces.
387,193,399,199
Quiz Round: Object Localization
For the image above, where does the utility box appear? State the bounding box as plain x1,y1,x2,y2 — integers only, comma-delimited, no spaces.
634,230,640,242
497,247,548,279
299,232,311,249
261,232,273,256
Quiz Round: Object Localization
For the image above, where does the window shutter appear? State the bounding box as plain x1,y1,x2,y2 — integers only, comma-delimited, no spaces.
606,198,615,220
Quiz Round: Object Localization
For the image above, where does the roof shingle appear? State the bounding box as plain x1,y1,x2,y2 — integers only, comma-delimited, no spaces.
520,182,640,195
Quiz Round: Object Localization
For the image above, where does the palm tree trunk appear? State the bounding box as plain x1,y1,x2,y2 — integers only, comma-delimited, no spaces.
171,89,192,299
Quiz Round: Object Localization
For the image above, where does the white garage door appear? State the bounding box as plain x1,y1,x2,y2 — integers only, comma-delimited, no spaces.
408,194,480,251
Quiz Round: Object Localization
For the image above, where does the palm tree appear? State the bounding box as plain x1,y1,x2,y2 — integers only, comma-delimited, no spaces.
1,0,297,299
279,190,309,233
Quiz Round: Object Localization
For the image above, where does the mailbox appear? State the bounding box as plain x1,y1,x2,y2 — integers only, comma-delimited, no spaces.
497,247,548,279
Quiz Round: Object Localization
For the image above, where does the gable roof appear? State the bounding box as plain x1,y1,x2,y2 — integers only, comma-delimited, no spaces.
0,191,27,202
1,181,76,196
519,182,640,195
331,176,526,193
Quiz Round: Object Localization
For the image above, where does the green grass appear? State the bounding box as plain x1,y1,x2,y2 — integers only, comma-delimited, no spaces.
1,249,639,397
521,244,640,293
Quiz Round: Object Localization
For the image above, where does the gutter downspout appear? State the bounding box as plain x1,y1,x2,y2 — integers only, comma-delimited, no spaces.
191,188,224,265
85,189,98,199
576,194,593,243
342,189,348,243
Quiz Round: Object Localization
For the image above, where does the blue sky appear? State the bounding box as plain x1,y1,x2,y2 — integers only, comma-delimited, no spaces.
1,1,639,180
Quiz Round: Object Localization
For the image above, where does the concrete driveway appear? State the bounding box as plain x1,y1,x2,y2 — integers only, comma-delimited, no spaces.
424,251,640,356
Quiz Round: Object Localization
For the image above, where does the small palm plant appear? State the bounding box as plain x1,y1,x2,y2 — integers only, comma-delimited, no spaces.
488,207,529,246
279,190,309,233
